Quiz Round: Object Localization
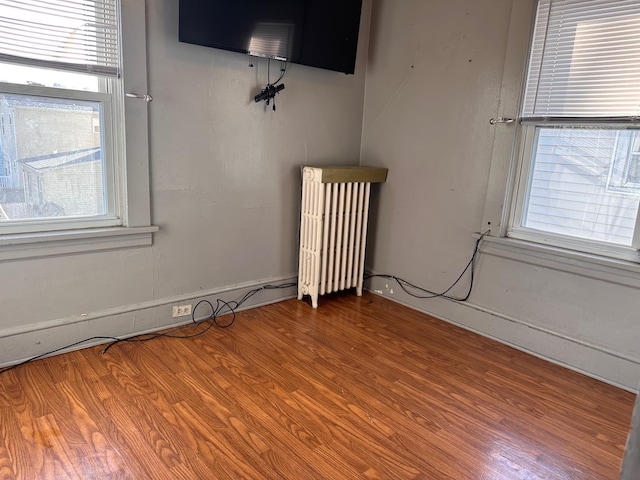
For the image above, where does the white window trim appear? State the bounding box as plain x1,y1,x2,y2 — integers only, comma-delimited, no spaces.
479,234,640,290
0,226,157,261
481,0,640,282
0,82,120,234
0,0,157,261
481,1,534,238
507,123,640,262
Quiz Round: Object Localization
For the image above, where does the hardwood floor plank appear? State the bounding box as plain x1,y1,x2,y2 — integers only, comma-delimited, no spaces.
169,399,280,479
175,370,338,479
96,392,178,479
0,407,19,480
219,381,364,479
0,292,634,479
34,413,91,479
130,395,219,480
284,366,477,478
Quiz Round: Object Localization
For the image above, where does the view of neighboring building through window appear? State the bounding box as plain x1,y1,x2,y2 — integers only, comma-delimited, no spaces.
0,90,105,220
510,0,640,254
523,127,640,246
0,0,120,231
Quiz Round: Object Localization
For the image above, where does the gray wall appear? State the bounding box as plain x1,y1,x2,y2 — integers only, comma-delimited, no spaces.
0,1,371,363
362,0,640,390
147,1,370,294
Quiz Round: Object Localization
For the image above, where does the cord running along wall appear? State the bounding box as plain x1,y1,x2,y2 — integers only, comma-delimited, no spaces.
298,166,388,308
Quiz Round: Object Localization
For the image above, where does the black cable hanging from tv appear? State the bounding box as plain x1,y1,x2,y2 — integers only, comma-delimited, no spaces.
254,58,286,111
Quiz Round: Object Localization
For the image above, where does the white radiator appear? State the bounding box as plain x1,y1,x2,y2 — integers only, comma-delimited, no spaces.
297,166,388,308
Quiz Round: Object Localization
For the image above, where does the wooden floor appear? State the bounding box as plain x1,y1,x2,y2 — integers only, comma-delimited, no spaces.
0,292,634,479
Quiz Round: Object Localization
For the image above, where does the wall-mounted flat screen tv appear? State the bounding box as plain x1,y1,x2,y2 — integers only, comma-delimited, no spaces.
178,0,363,74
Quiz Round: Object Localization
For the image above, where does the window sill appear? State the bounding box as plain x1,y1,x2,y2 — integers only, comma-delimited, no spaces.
0,226,159,261
478,234,640,289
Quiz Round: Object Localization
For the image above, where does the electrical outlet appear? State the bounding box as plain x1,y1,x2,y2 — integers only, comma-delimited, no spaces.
172,304,192,318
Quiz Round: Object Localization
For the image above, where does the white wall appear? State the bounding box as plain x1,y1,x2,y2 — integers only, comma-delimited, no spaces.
0,0,372,364
362,0,640,391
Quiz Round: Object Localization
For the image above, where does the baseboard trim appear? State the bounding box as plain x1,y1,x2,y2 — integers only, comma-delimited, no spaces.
366,276,640,393
6,272,637,392
0,275,298,368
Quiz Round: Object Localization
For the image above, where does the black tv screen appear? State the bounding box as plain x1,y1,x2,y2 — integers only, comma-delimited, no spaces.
178,0,363,74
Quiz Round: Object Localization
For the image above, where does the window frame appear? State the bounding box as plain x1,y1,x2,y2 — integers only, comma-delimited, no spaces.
0,81,120,234
508,122,640,262
501,0,640,263
0,0,156,260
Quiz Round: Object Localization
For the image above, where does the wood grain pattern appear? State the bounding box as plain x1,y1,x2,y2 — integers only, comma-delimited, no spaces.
0,292,634,479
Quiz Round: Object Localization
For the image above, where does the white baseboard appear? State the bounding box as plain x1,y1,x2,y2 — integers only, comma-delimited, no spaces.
366,276,640,393
6,272,637,393
0,275,298,368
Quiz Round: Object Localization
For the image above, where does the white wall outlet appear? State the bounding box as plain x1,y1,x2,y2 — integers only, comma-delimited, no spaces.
172,304,192,318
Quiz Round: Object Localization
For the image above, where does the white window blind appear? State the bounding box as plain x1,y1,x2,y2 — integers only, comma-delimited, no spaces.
0,0,119,77
523,0,640,119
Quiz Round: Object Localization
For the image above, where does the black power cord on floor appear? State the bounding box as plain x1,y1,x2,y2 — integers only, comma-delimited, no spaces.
0,281,297,376
364,231,489,302
0,233,488,376
101,281,297,354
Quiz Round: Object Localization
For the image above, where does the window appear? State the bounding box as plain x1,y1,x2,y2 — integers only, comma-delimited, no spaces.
0,0,154,257
0,0,121,233
509,0,640,260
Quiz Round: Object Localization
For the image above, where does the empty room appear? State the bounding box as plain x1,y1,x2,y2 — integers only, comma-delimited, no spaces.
0,0,639,478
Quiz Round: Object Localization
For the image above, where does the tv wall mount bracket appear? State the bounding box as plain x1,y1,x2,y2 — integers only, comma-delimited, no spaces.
254,83,285,110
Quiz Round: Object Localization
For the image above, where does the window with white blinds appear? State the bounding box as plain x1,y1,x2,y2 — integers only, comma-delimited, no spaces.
0,0,153,257
0,0,120,77
0,0,125,235
510,0,640,259
523,0,640,119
